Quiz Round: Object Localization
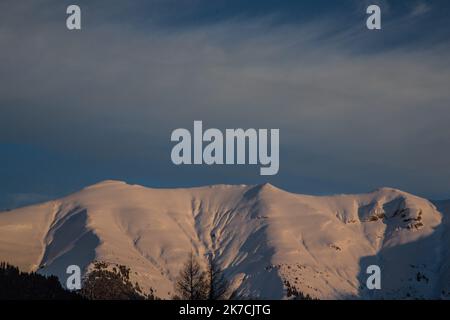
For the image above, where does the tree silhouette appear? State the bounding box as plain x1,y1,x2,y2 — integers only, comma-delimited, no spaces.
174,252,208,300
80,261,155,300
206,255,229,300
0,262,80,300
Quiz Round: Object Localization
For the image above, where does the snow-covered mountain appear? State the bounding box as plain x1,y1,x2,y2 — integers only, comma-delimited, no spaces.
1,180,449,299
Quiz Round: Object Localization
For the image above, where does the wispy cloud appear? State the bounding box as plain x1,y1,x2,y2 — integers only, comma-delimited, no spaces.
410,2,432,17
0,0,450,198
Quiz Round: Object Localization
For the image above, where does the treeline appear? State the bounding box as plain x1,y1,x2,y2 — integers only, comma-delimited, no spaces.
1,255,312,300
79,261,158,300
173,252,229,300
0,261,155,300
173,253,313,300
0,262,81,300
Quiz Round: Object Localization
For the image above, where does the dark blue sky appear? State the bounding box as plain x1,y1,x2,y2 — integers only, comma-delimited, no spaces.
1,0,450,209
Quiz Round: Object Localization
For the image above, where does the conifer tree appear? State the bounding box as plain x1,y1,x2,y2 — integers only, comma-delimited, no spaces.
175,252,208,300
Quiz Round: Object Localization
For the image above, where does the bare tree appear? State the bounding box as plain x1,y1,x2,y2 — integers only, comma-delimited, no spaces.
175,252,208,300
206,254,229,300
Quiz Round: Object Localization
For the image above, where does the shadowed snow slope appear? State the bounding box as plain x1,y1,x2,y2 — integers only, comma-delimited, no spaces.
0,180,449,299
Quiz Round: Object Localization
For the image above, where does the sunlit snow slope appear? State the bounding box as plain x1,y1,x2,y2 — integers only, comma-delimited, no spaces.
1,180,449,299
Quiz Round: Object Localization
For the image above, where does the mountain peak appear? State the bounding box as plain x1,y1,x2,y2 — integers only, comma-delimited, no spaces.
372,186,407,196
258,182,283,191
85,180,128,188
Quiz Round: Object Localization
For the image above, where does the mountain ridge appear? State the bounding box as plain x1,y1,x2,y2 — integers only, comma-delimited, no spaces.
0,180,449,299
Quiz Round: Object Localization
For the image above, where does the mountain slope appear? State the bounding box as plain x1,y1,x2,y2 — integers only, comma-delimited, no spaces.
0,180,448,299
